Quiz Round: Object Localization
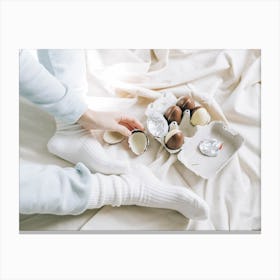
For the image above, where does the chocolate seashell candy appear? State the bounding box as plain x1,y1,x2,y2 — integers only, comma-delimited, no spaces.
164,105,182,124
176,96,196,111
164,129,184,150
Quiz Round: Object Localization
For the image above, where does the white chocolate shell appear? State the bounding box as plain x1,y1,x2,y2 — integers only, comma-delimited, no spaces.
128,130,149,155
190,107,211,126
103,131,125,144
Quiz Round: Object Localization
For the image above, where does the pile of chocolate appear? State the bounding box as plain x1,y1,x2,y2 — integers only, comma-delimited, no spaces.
163,96,211,151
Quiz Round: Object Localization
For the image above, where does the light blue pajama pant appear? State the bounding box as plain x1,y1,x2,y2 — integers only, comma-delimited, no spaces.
20,161,94,215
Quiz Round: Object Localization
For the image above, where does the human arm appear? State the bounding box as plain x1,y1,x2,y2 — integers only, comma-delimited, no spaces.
20,50,144,135
77,109,144,136
19,50,88,124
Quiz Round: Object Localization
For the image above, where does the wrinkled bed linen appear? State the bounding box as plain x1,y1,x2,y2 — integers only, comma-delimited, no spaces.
20,49,261,231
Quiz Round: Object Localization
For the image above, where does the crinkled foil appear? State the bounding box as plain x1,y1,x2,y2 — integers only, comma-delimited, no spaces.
147,112,169,138
145,92,177,116
198,139,223,157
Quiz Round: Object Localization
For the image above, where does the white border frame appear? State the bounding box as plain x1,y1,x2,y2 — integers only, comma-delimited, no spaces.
1,1,279,279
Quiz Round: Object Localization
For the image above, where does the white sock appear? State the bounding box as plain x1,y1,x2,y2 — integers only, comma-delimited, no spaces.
47,120,129,175
88,164,209,220
48,121,209,220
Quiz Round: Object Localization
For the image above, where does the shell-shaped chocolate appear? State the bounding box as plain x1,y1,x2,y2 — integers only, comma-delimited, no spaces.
128,130,149,155
164,105,182,124
165,129,184,150
103,131,125,144
176,96,195,111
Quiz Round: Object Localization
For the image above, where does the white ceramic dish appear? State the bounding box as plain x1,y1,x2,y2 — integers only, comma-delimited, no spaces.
145,92,244,179
177,121,244,179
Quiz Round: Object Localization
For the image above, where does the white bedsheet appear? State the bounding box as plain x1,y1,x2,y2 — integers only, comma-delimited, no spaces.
20,49,261,231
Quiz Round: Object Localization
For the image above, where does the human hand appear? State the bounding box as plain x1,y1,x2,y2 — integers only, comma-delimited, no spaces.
77,109,144,136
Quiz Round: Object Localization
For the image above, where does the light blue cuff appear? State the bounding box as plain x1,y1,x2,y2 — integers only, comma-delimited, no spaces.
19,50,88,124
41,86,88,124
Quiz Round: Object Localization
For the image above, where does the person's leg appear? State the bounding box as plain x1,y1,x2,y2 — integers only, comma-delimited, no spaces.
20,161,209,220
20,161,93,215
118,164,209,220
37,49,129,175
32,50,209,220
46,121,130,175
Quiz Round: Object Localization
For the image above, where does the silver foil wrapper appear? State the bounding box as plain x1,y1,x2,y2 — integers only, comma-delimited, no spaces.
147,112,169,138
198,139,223,157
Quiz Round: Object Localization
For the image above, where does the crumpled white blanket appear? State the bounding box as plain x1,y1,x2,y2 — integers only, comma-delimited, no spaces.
84,49,261,231
20,49,261,231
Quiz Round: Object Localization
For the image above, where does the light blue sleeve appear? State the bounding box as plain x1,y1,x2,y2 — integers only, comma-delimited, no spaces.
37,49,88,97
19,50,88,124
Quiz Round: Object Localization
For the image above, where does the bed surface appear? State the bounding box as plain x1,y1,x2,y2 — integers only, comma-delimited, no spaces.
20,49,261,232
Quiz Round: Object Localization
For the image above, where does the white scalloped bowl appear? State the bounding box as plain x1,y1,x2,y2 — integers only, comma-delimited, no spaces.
145,92,244,179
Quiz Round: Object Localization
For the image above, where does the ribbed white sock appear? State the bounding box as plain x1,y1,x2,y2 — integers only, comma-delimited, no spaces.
87,164,209,220
48,121,209,220
47,120,129,175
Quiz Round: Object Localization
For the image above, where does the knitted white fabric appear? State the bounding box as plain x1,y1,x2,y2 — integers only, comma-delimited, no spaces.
47,121,129,175
47,122,209,220
88,164,209,220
